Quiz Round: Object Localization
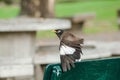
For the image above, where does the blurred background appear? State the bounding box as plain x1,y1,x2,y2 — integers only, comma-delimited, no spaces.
0,0,120,80
0,0,120,38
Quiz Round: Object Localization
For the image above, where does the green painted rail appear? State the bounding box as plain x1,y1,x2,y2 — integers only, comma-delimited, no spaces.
43,57,120,80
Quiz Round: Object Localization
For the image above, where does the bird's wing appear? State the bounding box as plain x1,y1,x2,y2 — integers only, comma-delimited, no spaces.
61,32,84,51
60,55,75,72
59,43,76,72
59,43,79,72
61,32,84,44
60,44,76,55
60,42,82,57
59,32,83,72
60,40,83,55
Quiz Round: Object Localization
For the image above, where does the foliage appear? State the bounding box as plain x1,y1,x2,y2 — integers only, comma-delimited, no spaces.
0,0,13,4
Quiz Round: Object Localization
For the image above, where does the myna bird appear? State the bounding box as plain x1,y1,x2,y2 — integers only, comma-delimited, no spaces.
53,29,84,72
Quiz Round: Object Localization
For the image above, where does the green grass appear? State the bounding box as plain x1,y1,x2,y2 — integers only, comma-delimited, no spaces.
0,1,119,20
37,30,56,38
56,0,119,20
56,0,120,34
0,5,19,19
83,24,118,34
0,0,120,38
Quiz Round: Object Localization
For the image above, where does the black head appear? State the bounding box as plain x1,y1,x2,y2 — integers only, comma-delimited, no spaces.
53,29,64,38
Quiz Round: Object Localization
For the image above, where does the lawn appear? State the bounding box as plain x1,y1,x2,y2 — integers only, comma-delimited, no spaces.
56,0,119,20
0,0,119,38
0,5,19,19
56,0,120,34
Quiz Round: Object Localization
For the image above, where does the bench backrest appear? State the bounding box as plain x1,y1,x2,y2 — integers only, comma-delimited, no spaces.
43,57,120,80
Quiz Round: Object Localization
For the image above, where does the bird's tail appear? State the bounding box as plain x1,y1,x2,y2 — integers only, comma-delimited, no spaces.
60,55,75,72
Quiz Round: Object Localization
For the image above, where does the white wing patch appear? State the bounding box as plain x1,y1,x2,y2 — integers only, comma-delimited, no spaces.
60,45,75,55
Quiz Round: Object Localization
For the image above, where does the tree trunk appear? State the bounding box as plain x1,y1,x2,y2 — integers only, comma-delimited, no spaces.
40,0,55,18
20,0,55,18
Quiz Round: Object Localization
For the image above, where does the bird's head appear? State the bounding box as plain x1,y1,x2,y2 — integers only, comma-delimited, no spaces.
53,29,64,38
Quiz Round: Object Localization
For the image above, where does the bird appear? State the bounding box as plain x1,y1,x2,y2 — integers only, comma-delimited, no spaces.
53,29,84,72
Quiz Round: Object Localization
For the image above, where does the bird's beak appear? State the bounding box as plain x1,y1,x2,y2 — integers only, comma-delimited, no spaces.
52,30,56,33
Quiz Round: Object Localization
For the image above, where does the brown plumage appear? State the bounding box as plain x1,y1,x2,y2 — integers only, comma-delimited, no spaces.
53,29,84,72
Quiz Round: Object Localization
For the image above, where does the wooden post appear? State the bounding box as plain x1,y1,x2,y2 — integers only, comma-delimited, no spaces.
117,9,120,30
0,32,35,78
34,65,43,80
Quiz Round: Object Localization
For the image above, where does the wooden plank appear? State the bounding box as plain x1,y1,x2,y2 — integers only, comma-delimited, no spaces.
35,41,116,64
0,32,35,65
14,76,33,80
0,65,34,78
72,12,96,23
34,53,60,64
0,78,17,80
0,58,32,65
34,51,111,64
0,18,71,32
